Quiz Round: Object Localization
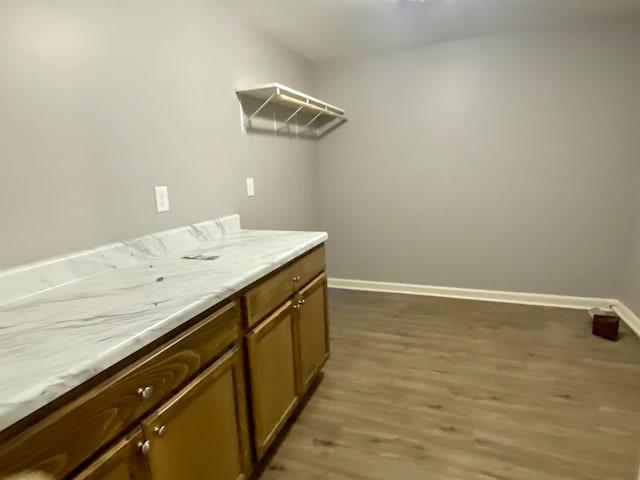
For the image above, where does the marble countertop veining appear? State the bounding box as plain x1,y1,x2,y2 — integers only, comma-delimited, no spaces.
0,215,327,433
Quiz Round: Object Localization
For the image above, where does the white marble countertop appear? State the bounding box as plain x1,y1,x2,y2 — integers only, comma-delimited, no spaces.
0,215,327,432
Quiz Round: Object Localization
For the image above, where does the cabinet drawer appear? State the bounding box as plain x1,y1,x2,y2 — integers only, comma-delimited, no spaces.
0,302,240,480
245,246,325,329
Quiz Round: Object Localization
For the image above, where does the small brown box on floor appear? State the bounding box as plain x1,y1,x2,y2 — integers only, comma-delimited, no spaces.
590,308,619,341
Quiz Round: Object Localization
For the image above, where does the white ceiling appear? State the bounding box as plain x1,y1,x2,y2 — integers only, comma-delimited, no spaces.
218,0,640,63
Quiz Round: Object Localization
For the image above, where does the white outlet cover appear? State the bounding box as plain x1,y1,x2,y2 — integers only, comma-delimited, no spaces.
246,178,255,197
154,186,170,213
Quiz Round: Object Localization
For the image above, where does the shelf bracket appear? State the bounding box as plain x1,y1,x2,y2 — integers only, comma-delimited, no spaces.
246,93,276,124
277,106,304,132
304,112,323,129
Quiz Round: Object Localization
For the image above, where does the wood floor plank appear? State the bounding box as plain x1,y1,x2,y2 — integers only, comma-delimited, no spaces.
257,289,640,480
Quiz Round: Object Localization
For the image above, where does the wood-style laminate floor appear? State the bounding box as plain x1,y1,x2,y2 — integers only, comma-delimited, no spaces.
259,289,640,480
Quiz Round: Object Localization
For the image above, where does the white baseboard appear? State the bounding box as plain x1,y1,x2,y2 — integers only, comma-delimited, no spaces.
328,278,616,311
611,302,640,339
328,278,640,339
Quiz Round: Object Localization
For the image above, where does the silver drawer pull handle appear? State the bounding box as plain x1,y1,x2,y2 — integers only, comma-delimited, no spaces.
138,440,152,455
298,299,305,305
293,276,301,282
153,425,167,437
137,386,154,400
293,304,300,310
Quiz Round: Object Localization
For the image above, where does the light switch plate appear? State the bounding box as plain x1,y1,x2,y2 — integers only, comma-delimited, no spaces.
154,186,170,213
246,178,255,197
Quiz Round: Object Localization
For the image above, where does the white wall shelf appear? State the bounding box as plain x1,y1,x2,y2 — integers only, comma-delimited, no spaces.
235,83,347,138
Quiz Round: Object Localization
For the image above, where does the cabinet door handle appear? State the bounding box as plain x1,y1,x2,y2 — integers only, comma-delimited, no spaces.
153,425,167,437
138,440,152,455
293,276,301,282
298,298,305,305
137,386,154,400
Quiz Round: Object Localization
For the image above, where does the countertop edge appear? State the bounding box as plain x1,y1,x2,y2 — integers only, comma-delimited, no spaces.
0,232,327,433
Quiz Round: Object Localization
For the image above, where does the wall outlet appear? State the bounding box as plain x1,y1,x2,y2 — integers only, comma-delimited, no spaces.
154,186,170,213
246,178,255,197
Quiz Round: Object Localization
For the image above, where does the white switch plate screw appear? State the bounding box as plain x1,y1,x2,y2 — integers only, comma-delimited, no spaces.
246,178,255,197
154,186,170,213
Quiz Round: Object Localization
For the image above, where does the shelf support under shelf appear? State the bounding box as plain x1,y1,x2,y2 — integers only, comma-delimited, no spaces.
246,93,276,124
304,112,323,129
277,106,304,133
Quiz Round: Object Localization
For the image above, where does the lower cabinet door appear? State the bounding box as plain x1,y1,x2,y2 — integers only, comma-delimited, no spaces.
247,302,298,459
295,274,330,394
72,429,149,480
140,347,251,480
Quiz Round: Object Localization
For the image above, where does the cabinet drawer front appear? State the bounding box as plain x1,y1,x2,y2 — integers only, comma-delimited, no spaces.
245,245,325,329
0,302,240,480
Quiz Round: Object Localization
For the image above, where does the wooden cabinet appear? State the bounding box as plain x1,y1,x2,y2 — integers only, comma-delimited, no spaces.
74,346,251,480
141,347,250,480
246,302,298,459
73,430,149,480
243,247,329,460
0,302,240,480
294,274,329,395
0,244,328,480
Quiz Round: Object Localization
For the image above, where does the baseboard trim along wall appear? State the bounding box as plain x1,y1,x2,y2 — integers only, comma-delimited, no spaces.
611,302,640,339
328,278,616,309
328,278,640,338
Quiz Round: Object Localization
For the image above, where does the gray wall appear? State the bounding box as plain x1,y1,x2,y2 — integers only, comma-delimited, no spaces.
3,4,639,305
623,186,640,313
0,0,318,268
315,26,640,298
